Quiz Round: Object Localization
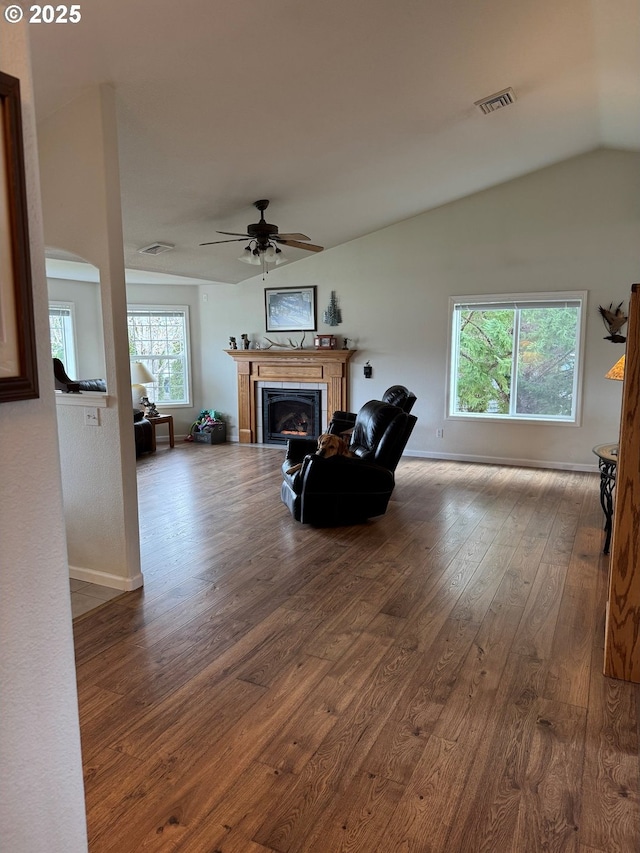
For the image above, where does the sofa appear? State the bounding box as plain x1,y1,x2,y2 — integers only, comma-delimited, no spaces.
53,358,107,393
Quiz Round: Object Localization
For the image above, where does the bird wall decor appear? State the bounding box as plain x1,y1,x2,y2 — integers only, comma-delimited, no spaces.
598,302,628,343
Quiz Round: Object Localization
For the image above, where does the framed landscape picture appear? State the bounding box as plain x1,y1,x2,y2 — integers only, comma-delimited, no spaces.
265,286,317,332
0,70,38,403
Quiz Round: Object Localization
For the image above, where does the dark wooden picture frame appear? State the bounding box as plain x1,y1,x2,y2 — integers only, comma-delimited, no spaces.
0,71,38,402
265,286,317,332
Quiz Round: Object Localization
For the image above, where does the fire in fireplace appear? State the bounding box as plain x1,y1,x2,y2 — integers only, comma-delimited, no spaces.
262,388,322,445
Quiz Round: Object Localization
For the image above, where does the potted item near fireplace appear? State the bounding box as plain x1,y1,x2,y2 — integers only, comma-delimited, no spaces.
190,410,227,444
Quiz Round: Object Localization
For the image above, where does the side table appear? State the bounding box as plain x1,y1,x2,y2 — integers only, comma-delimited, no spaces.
592,443,618,554
148,415,175,451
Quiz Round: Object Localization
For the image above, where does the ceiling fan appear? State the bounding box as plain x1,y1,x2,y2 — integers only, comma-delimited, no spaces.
199,200,324,265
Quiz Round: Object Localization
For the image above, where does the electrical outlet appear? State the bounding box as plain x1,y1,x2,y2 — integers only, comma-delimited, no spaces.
84,407,100,427
436,428,444,438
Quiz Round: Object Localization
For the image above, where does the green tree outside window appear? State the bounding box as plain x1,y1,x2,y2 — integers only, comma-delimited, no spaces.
451,297,582,422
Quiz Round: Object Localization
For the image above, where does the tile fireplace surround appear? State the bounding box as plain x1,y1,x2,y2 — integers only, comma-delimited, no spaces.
226,348,356,443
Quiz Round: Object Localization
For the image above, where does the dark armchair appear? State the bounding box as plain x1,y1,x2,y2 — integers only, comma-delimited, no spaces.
328,384,416,437
281,399,417,525
134,410,153,456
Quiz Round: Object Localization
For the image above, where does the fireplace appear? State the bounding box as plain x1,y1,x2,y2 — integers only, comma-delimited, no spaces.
225,349,356,444
262,388,321,445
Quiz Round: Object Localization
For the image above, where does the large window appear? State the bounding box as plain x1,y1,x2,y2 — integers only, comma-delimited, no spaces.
127,306,191,406
449,292,586,424
49,302,77,377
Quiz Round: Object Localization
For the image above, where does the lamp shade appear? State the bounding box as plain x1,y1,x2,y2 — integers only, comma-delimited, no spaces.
131,361,154,385
131,362,154,409
605,355,626,381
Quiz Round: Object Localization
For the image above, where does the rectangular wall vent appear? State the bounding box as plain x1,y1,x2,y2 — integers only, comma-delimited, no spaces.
138,242,175,255
474,87,516,115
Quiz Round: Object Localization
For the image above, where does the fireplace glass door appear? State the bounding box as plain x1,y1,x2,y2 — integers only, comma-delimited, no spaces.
262,389,321,444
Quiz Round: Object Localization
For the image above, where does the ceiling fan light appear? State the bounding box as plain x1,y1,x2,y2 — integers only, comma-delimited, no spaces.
238,245,255,264
205,200,322,269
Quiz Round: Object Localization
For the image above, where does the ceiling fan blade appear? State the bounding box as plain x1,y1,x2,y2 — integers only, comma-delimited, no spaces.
276,232,310,241
199,238,248,246
216,231,251,237
277,239,324,253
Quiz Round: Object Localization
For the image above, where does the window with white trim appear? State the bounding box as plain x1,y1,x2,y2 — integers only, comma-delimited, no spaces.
49,302,77,378
448,292,586,424
127,306,191,406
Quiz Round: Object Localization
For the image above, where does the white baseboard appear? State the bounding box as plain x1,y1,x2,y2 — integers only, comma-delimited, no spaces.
402,449,597,473
69,565,144,591
219,438,598,473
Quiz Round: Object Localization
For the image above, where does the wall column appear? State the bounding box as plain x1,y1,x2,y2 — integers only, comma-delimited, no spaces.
605,282,640,682
0,10,89,851
38,85,142,590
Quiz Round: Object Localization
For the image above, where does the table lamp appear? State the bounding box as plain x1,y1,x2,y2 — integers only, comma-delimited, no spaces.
605,354,625,381
131,361,154,409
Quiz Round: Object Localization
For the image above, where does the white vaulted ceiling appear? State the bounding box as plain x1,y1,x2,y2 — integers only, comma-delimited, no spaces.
29,0,640,284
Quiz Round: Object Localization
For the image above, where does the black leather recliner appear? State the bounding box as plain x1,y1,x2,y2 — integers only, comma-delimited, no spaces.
328,384,417,437
281,399,417,525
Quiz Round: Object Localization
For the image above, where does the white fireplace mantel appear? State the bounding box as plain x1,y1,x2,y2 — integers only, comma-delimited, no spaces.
225,348,356,443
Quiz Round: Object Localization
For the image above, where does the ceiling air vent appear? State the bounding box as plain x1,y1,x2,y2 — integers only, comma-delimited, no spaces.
474,87,516,115
138,242,175,255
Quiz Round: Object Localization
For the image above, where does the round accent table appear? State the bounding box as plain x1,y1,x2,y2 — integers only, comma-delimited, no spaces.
592,443,618,554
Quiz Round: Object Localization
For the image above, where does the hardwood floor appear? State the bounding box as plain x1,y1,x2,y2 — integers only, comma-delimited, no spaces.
73,443,640,852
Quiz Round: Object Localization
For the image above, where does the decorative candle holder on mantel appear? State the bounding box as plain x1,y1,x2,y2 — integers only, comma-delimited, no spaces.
225,348,357,444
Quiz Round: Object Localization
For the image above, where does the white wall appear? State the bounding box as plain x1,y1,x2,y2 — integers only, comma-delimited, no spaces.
0,15,88,852
48,276,106,379
198,148,640,469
